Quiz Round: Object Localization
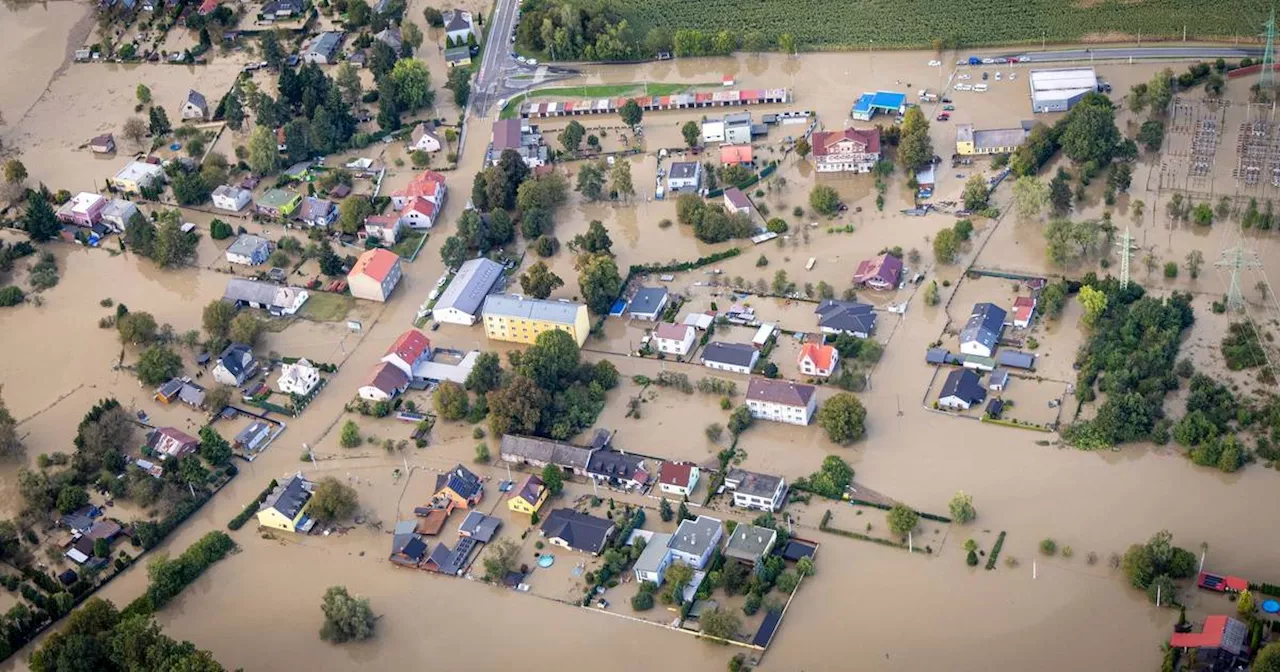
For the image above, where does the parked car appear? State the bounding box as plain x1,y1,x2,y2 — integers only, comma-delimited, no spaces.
982,72,989,80
982,57,995,64
936,113,950,121
941,97,952,103
528,58,538,65
995,72,1002,81
943,105,955,111
928,59,942,66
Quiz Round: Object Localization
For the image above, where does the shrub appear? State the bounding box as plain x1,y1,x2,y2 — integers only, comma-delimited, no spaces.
1040,538,1057,556
966,549,979,566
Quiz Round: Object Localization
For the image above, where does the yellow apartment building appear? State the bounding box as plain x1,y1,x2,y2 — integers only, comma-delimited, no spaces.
481,294,589,347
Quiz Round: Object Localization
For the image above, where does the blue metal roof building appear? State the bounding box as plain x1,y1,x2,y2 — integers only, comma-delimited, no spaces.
852,91,907,121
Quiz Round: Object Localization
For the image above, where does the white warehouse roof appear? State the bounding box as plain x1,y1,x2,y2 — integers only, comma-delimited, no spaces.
1029,68,1098,103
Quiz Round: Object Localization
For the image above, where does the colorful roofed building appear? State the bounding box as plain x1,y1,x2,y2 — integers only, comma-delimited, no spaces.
434,464,484,509
797,342,838,378
506,474,548,515
391,170,446,209
720,144,754,166
1168,615,1248,670
853,253,903,290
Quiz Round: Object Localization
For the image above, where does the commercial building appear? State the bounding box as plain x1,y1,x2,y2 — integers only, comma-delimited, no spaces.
851,90,906,121
745,377,817,426
955,122,1034,156
1029,68,1098,113
432,258,505,325
810,127,881,173
348,248,403,302
481,294,589,347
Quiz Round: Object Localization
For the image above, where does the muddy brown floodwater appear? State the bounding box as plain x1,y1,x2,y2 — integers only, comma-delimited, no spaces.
5,12,1280,670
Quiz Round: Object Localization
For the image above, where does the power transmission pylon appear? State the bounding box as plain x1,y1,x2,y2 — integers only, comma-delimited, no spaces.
1263,6,1278,90
1115,227,1138,289
1216,235,1264,312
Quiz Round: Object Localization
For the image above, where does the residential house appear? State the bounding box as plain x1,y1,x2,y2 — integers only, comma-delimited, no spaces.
988,368,1010,392
434,464,484,509
815,299,877,338
277,358,321,396
701,342,759,374
224,234,271,266
481,294,590,346
89,133,116,154
178,380,207,408
657,462,700,497
444,45,472,68
955,121,1033,156
55,193,106,226
374,27,402,51
1012,295,1036,328
810,127,881,173
256,474,315,533
938,368,986,410
212,184,252,212
223,278,309,316
147,427,198,461
996,350,1036,370
213,343,257,385
433,258,505,325
723,523,778,567
459,511,502,543
721,112,753,144
719,144,753,167
745,377,817,426
410,123,442,153
409,349,480,385
668,516,723,570
666,161,702,193
723,187,752,215
507,474,548,515
651,322,696,356
398,197,439,229
633,532,674,585
723,468,786,512
1168,615,1248,671
959,302,1006,357
358,361,409,401
111,161,164,193
381,329,431,377
154,378,184,404
235,421,273,453
363,215,402,244
389,521,428,568
628,287,669,321
499,433,602,476
487,119,547,168
443,9,476,45
262,0,305,20
181,90,208,120
296,197,336,227
541,508,616,555
348,248,403,302
701,119,725,143
852,253,903,290
586,450,649,490
797,342,838,378
255,188,302,219
99,199,138,232
390,170,446,210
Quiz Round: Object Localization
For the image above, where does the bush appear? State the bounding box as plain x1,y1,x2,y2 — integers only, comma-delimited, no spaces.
1164,262,1178,278
1040,538,1057,556
228,478,278,530
966,549,979,566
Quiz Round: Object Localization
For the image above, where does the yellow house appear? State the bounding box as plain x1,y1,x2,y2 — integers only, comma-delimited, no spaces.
256,474,316,533
507,474,548,515
955,122,1033,157
112,161,165,194
481,294,590,347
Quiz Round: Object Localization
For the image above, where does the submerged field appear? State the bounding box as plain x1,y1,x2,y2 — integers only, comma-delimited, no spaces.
606,0,1270,49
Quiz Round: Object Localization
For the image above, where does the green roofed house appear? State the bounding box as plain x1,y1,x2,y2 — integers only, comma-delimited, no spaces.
256,188,302,219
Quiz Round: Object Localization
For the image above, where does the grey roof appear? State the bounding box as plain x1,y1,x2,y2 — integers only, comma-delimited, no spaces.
996,349,1036,370
444,46,472,63
426,541,464,574
226,234,270,258
217,343,254,378
305,31,342,58
186,90,207,110
391,534,427,564
724,523,777,562
725,468,783,499
925,347,950,364
586,450,645,481
634,532,673,575
500,434,597,471
261,474,312,519
628,287,668,317
444,9,471,31
701,342,757,368
940,369,986,405
989,368,1010,388
224,278,278,306
212,184,250,202
375,27,401,49
436,258,505,316
815,300,878,334
234,421,271,449
746,378,815,408
263,0,304,12
155,377,184,399
669,516,722,557
541,508,614,554
178,381,205,407
483,294,582,325
960,303,1007,351
724,112,752,125
459,511,502,543
668,162,699,179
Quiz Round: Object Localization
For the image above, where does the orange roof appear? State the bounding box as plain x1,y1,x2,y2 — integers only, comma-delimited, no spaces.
349,248,400,282
798,343,837,371
385,329,430,365
394,170,445,199
1170,615,1233,649
720,144,753,164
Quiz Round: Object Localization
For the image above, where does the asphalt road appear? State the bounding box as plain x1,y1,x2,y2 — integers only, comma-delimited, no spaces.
1010,46,1265,63
470,0,523,115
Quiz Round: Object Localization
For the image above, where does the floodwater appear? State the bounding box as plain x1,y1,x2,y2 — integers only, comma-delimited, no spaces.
6,21,1280,672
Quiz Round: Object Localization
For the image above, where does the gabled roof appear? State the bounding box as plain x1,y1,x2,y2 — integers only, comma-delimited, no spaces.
149,427,198,458
702,342,757,368
1170,615,1247,654
500,434,596,471
509,474,545,507
217,343,254,377
720,144,753,164
444,8,472,31
395,170,445,199
586,450,645,481
996,350,1036,370
385,329,431,365
959,302,1006,350
723,187,751,211
226,234,270,257
434,257,505,316
658,462,696,488
853,253,903,287
403,197,437,218
491,119,522,151
436,464,483,500
634,532,673,574
411,123,440,146
459,511,502,542
940,368,985,404
483,294,582,325
185,89,208,110
261,474,312,519
541,508,614,554
798,343,837,372
653,322,694,342
746,377,816,407
989,368,1010,388
350,248,400,282
811,127,880,156
1013,295,1036,322
362,361,408,395
297,196,334,221
814,299,877,334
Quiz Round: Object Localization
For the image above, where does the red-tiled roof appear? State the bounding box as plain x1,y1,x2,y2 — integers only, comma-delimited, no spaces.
363,361,409,395
403,197,437,218
1170,615,1233,649
198,0,219,14
720,144,753,164
349,248,400,282
811,127,881,157
658,462,695,487
394,170,445,199
798,343,837,372
385,329,430,365
1013,296,1036,322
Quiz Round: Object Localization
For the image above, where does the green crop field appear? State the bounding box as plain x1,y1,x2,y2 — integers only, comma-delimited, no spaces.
609,0,1270,50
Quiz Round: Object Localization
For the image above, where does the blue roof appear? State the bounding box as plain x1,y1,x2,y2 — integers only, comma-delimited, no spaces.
628,287,668,317
996,350,1036,370
940,368,986,405
852,94,875,115
960,303,1006,351
854,91,906,115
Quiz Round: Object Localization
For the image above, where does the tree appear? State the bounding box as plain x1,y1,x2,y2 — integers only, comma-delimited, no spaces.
816,392,867,444
338,196,374,235
540,464,564,495
1185,250,1204,279
198,426,232,466
340,420,361,448
795,136,811,159
0,388,22,459
401,21,424,52
487,375,548,436
390,58,433,111
122,117,148,146
619,99,643,127
1192,202,1214,226
778,33,796,55
1237,588,1255,617
336,62,363,107
223,90,245,130
1059,96,1119,165
1255,643,1280,672
809,185,839,215
482,538,520,581
136,345,182,385
433,381,470,420
897,106,933,170
229,311,264,346
576,161,606,201
699,607,742,640
56,485,89,515
932,227,959,263
1077,285,1108,326
3,159,27,185
24,190,60,242
247,125,280,175
578,253,622,314
345,0,372,27
260,29,285,68
1138,120,1165,153
423,6,444,26
148,106,171,137
136,83,152,104
516,172,568,213
949,491,976,524
117,311,159,344
519,261,563,299
886,504,919,537
681,120,700,147
319,586,375,643
560,120,585,153
659,498,674,521
445,64,471,107
728,404,753,436
310,477,358,522
611,159,634,198
962,174,989,210
464,352,502,393
1049,173,1073,215
571,220,613,255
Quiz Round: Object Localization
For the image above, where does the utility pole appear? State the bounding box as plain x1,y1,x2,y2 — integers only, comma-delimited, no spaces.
1216,237,1263,312
1262,6,1278,90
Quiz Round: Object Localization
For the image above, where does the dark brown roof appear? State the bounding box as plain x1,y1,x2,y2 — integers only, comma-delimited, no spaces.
745,377,815,407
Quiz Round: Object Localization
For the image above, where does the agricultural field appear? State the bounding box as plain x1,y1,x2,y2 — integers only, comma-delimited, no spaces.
604,0,1271,50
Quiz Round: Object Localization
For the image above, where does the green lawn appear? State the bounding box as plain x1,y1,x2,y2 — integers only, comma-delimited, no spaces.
391,230,428,260
498,82,716,119
299,291,355,322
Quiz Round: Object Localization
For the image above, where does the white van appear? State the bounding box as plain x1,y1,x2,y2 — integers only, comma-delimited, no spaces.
974,84,989,93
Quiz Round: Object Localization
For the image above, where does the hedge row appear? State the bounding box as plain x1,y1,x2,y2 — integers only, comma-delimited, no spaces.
627,247,742,277
819,510,926,553
228,478,278,531
1249,582,1280,598
123,531,237,619
846,498,953,524
985,531,1007,570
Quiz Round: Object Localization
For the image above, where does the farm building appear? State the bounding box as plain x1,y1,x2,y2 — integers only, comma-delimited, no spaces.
851,91,906,121
1029,68,1098,113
